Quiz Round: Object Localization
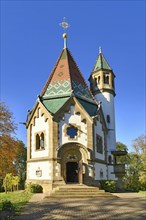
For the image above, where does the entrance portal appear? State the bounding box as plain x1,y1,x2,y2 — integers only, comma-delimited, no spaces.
66,162,78,183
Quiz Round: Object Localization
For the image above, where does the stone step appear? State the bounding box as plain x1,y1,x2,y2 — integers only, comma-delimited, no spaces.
48,194,114,198
52,192,108,196
47,184,116,198
57,188,102,192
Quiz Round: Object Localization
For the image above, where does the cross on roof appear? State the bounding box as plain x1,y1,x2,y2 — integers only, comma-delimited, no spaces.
59,17,70,32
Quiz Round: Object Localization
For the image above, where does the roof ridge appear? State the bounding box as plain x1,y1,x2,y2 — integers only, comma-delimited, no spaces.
65,48,73,93
66,48,96,101
66,48,89,87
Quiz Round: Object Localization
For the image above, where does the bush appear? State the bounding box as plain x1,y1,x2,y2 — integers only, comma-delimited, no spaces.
29,184,43,193
2,200,15,212
100,180,116,192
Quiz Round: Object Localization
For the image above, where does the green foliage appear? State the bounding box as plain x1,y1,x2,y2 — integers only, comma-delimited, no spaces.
3,174,19,193
0,102,26,191
116,142,128,164
100,180,116,192
116,142,128,151
2,200,15,212
0,191,32,212
122,135,146,191
28,184,43,193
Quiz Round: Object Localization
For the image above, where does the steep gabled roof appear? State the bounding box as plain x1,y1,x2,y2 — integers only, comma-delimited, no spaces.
40,48,98,115
40,48,93,101
92,51,112,72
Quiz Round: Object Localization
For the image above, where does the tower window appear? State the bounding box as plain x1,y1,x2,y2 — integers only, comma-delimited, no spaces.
104,75,109,84
96,134,103,154
107,115,110,123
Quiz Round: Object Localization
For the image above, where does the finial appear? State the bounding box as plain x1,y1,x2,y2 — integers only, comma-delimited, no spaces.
59,17,70,48
99,47,102,54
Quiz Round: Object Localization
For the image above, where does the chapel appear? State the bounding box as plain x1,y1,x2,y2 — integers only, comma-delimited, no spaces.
26,23,126,192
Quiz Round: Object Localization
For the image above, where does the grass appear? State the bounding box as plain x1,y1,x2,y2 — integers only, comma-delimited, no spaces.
139,191,146,194
0,190,32,212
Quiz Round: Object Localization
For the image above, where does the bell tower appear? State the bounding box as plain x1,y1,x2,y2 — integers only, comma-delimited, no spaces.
89,48,116,152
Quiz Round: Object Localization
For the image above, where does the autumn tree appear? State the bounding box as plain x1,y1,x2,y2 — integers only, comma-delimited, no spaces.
0,102,26,190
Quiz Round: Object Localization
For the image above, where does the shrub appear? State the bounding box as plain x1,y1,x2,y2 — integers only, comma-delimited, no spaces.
2,200,15,212
100,180,116,192
29,184,43,193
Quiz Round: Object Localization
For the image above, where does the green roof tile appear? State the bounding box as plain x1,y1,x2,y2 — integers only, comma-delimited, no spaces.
77,98,98,117
93,53,112,72
42,97,70,114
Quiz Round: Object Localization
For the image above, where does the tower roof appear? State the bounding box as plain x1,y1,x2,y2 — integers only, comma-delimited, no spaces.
40,48,98,115
92,49,112,72
40,48,93,101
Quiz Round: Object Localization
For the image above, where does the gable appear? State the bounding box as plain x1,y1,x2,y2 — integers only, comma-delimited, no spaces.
26,99,53,128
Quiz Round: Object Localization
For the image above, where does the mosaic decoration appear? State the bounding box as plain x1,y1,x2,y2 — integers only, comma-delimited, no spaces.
43,79,92,101
43,79,71,97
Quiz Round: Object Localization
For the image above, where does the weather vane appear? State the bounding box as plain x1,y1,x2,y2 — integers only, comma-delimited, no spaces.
59,17,70,49
59,17,70,32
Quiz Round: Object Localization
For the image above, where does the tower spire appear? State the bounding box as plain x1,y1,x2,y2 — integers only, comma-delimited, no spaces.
59,17,70,49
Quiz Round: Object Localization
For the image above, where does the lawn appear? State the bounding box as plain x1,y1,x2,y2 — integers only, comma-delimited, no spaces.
139,191,146,194
0,191,32,212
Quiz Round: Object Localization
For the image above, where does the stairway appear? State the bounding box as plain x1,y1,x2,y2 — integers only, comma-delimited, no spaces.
47,184,116,198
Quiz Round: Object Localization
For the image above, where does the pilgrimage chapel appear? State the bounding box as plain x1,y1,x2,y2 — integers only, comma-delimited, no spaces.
26,20,126,192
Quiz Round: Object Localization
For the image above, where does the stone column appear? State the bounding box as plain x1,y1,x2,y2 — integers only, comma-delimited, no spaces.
78,160,83,184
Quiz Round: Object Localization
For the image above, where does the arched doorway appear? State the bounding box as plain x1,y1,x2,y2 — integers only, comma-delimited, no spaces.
66,162,78,183
57,142,89,184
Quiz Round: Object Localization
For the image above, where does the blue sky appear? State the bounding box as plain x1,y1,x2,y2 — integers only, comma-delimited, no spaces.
1,0,145,151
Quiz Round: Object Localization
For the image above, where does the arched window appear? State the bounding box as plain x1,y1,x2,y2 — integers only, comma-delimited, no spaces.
36,134,40,150
40,133,44,149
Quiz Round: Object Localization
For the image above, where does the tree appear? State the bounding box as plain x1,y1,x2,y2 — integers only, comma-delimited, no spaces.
132,135,146,190
14,141,27,189
3,173,20,193
123,135,146,191
116,142,128,151
116,142,128,164
0,102,17,136
0,102,26,190
3,173,13,193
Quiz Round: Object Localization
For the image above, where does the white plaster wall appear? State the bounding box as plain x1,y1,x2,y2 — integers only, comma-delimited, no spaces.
94,163,107,180
95,92,116,152
107,165,117,180
27,161,52,180
59,106,87,146
94,120,105,160
31,108,49,158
